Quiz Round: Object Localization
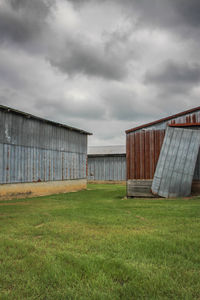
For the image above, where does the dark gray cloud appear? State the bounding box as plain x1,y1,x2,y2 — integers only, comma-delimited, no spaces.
0,0,130,80
170,0,200,27
129,0,200,28
145,61,200,95
0,0,53,44
130,0,200,39
49,38,128,80
67,0,92,6
0,7,38,43
0,0,200,145
69,0,200,35
9,0,53,13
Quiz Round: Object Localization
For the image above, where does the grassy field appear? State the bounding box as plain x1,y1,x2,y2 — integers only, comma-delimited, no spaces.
0,184,200,299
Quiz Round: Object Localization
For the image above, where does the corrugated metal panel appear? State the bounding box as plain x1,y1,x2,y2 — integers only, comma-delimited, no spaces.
0,104,92,135
0,109,88,153
0,109,88,184
126,109,200,181
0,144,87,184
87,155,126,181
194,150,200,180
152,127,200,198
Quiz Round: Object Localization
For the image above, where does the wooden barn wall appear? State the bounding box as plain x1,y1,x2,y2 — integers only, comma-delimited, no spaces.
88,155,126,181
0,109,88,184
126,111,200,181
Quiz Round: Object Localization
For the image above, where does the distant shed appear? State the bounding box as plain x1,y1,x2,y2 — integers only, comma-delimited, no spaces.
126,106,200,197
0,105,92,200
87,145,126,183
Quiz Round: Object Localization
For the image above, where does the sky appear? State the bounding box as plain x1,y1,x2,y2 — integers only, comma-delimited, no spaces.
0,0,199,146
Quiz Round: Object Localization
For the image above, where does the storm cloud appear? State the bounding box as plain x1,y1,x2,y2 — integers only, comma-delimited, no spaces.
0,0,53,44
49,37,128,80
145,61,200,96
0,0,199,145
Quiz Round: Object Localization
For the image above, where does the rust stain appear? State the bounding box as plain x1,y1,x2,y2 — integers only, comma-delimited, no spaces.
169,122,200,127
49,152,51,181
6,146,10,183
62,152,64,180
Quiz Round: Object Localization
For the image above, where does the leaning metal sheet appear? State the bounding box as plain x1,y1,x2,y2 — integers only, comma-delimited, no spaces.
151,127,200,198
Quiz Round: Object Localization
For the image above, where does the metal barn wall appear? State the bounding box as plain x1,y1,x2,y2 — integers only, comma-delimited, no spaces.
0,109,88,184
126,110,200,181
88,155,126,181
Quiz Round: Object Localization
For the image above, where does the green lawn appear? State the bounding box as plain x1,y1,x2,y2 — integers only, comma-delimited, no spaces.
0,184,200,299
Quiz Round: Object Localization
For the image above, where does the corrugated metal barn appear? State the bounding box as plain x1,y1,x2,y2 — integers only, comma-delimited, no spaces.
0,105,92,200
87,146,126,182
126,106,200,197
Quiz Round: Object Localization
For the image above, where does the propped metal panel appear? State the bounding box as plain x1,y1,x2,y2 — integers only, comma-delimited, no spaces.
194,150,200,180
152,127,200,198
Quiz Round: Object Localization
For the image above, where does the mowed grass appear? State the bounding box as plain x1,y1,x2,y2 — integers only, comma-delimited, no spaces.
0,184,200,299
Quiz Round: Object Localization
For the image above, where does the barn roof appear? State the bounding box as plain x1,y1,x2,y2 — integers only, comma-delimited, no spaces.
126,106,200,134
88,145,126,155
0,104,92,135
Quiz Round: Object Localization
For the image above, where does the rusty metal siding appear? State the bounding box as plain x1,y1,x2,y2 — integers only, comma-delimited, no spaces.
127,129,165,180
126,110,200,181
0,109,88,184
88,155,126,181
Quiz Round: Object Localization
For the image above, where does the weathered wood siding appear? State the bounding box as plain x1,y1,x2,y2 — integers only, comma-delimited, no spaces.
127,179,200,198
127,180,155,198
